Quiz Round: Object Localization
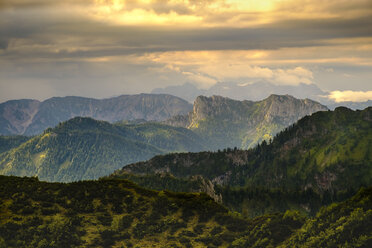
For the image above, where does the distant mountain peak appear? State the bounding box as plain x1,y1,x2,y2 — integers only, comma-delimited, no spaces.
164,94,328,149
266,94,295,100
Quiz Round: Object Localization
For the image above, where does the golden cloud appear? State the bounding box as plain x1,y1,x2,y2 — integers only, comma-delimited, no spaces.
328,90,372,102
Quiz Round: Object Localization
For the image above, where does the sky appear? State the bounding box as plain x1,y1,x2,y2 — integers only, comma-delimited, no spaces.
0,0,371,103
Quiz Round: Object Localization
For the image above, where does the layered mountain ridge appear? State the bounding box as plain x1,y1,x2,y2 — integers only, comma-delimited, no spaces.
0,94,330,182
0,95,370,247
117,106,372,191
153,82,372,110
0,117,206,182
112,106,372,215
0,94,192,135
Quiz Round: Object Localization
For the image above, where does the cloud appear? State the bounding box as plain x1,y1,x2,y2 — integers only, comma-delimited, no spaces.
0,0,371,102
147,51,315,87
176,63,313,87
0,0,371,67
181,71,217,88
238,82,254,87
273,67,313,85
328,90,372,102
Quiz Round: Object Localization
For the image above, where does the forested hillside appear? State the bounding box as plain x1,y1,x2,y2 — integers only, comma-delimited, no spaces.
281,187,372,248
0,175,370,248
0,135,30,154
113,107,372,216
0,117,206,182
0,175,303,248
118,107,371,191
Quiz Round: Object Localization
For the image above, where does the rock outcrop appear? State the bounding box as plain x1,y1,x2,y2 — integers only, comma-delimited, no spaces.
166,94,328,149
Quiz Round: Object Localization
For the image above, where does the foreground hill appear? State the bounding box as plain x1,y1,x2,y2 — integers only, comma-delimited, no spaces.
281,187,372,247
0,175,304,248
0,118,206,182
0,94,192,135
113,107,372,215
165,94,328,149
0,175,370,248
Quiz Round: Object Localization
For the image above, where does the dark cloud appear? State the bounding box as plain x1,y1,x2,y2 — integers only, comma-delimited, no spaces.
0,0,90,9
0,0,220,15
0,0,371,103
1,0,371,61
277,0,372,13
1,7,371,61
0,39,8,50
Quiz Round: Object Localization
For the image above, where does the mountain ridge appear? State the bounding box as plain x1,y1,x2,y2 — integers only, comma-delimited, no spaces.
120,106,371,191
165,94,328,149
112,106,372,216
0,117,206,182
153,82,372,110
0,94,192,135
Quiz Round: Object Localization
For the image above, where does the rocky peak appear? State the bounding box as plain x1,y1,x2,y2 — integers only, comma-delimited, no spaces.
174,94,330,149
189,94,327,124
190,95,254,123
261,94,328,123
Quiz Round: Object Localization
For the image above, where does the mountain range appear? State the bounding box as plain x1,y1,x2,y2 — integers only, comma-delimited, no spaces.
0,93,370,247
153,82,372,110
0,94,328,181
112,106,372,216
165,94,328,149
0,94,192,135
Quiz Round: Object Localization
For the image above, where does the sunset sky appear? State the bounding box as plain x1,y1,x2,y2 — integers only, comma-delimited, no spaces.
0,0,371,102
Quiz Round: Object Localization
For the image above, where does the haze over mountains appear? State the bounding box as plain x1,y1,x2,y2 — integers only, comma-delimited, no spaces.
153,82,372,110
0,93,327,149
2,82,370,137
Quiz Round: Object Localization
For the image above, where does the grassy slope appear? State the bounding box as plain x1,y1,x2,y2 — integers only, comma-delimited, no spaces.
0,118,206,182
0,175,370,248
281,187,372,248
0,175,304,248
116,122,207,152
